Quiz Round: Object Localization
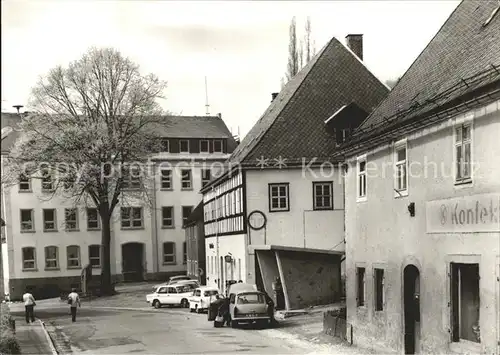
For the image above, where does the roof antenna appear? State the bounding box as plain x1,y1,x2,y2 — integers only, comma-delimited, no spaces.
205,76,210,116
13,105,23,114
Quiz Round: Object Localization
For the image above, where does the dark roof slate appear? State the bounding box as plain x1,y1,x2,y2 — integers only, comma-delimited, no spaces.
156,115,234,139
184,201,204,227
354,0,500,135
228,36,389,165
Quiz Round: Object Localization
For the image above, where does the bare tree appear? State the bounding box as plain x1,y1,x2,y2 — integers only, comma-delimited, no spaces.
304,16,313,63
385,77,401,89
285,16,299,82
6,47,167,295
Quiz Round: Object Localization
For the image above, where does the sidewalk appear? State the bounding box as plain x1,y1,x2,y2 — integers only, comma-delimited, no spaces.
14,318,56,354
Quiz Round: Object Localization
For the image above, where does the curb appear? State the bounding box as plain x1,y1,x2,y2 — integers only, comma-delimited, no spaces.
38,319,58,355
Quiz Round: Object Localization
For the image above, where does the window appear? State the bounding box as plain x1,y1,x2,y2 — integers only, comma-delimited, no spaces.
87,208,100,230
163,242,176,264
269,183,289,212
313,182,333,210
374,269,384,311
43,209,57,231
183,242,187,264
41,168,53,191
22,247,36,270
179,140,190,153
181,169,192,190
123,166,141,189
162,206,174,228
213,140,223,153
182,206,193,227
450,263,480,343
121,207,143,228
162,139,170,152
200,140,209,153
20,209,34,232
19,174,31,191
67,245,81,268
394,140,408,194
336,128,351,144
357,267,366,307
455,124,472,183
65,208,78,231
357,157,367,200
45,246,59,269
201,169,211,187
160,169,172,189
237,293,264,304
88,245,101,268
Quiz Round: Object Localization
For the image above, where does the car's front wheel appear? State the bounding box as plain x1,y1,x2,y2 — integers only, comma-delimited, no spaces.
181,299,189,308
153,300,161,309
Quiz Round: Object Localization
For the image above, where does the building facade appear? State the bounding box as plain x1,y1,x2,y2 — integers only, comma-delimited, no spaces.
340,1,500,353
1,114,237,300
202,34,389,307
184,202,206,285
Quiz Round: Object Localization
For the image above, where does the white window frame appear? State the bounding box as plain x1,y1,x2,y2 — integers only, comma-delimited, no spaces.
45,246,59,269
86,208,100,230
181,169,192,190
67,245,81,268
162,139,170,152
163,242,176,264
312,181,333,210
454,119,473,185
394,139,409,197
20,209,34,232
269,183,289,212
122,166,141,190
121,207,144,229
182,206,193,226
43,209,57,231
88,245,101,268
213,140,223,153
22,247,37,270
19,174,31,192
162,206,174,228
179,140,190,153
356,155,367,202
65,208,79,231
201,169,211,187
160,169,172,190
41,168,54,191
200,140,210,153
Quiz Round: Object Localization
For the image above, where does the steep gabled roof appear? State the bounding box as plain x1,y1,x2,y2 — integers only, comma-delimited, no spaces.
343,0,500,154
228,36,389,166
184,201,204,227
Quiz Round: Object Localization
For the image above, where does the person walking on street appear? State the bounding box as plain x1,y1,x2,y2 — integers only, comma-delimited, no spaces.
67,288,81,322
22,288,36,323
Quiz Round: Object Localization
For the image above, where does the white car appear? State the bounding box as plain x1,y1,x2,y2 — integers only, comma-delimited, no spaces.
146,284,194,308
188,287,219,313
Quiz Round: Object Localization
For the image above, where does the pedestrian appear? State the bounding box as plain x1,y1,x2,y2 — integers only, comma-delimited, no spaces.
22,288,36,324
272,276,284,310
67,288,81,322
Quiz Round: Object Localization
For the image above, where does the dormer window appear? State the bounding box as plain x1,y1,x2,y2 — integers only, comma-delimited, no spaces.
179,140,189,153
337,128,351,144
213,140,223,153
200,140,210,153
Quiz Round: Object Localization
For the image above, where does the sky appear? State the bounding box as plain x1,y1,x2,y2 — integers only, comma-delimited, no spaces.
1,0,460,139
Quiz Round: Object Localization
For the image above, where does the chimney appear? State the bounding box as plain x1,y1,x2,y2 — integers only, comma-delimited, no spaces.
271,93,279,102
345,34,363,61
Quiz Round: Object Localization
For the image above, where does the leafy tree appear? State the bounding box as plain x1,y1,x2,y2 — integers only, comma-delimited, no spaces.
6,47,167,295
385,77,401,89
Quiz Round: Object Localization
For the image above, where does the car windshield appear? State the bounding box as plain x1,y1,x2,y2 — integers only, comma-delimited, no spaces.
237,293,264,304
204,290,218,297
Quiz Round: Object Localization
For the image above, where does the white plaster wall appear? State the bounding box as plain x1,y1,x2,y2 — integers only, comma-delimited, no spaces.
205,234,247,292
245,168,345,251
345,101,500,354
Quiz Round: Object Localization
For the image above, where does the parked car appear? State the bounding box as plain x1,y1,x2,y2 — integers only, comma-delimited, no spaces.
152,279,199,290
189,286,219,313
227,283,270,328
146,284,194,308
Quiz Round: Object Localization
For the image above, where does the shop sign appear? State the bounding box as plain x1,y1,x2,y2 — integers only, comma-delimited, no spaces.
426,193,500,233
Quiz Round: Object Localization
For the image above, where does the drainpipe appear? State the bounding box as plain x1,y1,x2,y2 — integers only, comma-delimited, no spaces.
151,162,159,278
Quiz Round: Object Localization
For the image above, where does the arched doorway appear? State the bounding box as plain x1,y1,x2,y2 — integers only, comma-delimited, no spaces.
122,243,144,282
403,264,420,354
